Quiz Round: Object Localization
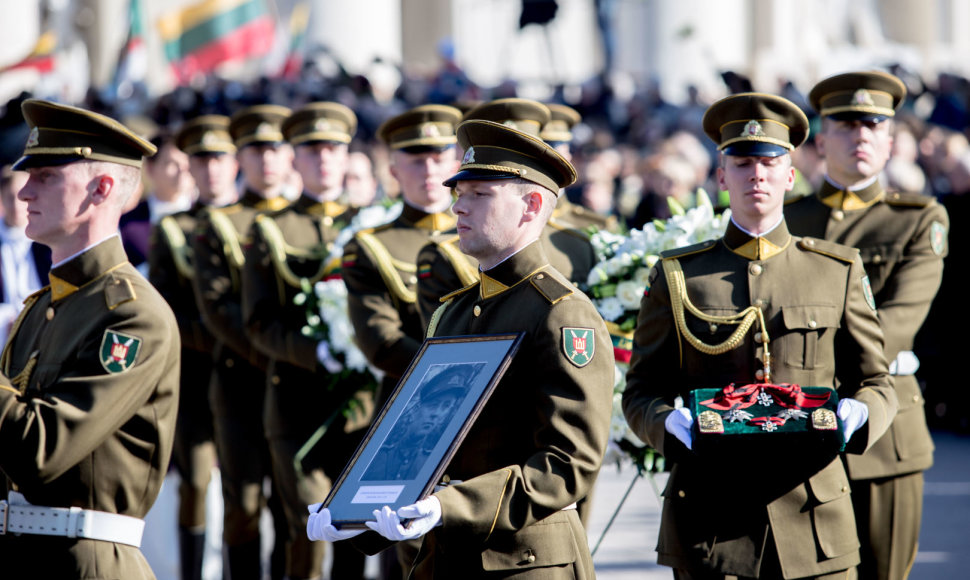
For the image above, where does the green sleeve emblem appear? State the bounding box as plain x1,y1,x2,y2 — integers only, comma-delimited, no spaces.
862,275,876,311
100,330,142,373
562,327,595,368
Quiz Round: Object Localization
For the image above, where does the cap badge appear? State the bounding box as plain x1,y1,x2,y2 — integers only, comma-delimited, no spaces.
314,119,332,132
462,147,475,164
26,127,39,148
743,120,766,137
255,122,275,137
852,89,875,106
502,120,518,129
421,124,441,138
202,131,219,145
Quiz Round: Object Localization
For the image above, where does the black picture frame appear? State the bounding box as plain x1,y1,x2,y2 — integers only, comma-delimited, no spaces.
322,333,524,528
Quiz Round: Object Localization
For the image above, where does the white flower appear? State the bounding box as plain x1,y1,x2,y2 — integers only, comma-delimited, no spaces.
597,297,625,321
633,267,652,288
615,280,644,310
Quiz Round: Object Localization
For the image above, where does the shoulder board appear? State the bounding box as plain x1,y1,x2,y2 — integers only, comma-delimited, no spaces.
797,237,858,264
783,191,812,205
530,269,574,305
660,239,718,260
884,191,934,208
439,282,478,303
104,274,138,310
546,218,591,240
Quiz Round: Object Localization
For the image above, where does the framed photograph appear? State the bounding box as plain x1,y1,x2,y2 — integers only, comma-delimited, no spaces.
322,333,524,528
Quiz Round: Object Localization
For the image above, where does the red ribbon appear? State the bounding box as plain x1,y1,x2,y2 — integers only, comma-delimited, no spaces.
701,383,831,411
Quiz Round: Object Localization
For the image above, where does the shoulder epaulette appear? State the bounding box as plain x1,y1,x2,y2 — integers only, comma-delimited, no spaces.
546,217,592,240
530,269,574,305
797,237,858,264
105,274,138,310
254,214,331,289
159,215,194,280
660,239,718,260
884,191,934,208
436,236,477,287
355,229,416,304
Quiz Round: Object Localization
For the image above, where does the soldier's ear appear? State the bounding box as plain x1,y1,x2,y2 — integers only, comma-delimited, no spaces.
90,174,116,205
522,189,544,221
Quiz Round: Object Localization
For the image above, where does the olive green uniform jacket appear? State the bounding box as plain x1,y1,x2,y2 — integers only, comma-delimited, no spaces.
622,221,898,579
0,236,180,578
342,203,456,401
415,219,597,329
785,180,948,478
149,205,217,528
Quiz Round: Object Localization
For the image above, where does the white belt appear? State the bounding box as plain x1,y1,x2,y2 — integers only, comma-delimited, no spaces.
0,492,144,547
889,350,920,376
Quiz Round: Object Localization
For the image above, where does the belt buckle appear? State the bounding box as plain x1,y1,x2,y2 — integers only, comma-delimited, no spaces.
0,500,8,535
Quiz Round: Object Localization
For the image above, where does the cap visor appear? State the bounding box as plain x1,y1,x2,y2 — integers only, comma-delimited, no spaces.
11,154,84,171
722,142,789,158
827,112,890,123
398,144,455,154
442,168,519,188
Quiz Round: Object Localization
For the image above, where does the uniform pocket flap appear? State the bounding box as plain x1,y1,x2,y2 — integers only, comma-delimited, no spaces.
781,305,841,331
807,459,851,503
481,519,577,571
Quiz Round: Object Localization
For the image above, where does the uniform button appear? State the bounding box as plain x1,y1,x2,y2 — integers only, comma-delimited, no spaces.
808,320,817,329
833,210,845,221
804,239,815,247
442,474,451,483
754,332,763,343
872,254,883,264
536,273,545,280
408,275,417,285
754,298,767,308
473,305,481,317
322,216,333,226
709,323,718,333
841,485,849,493
525,551,536,564
913,394,921,403
271,375,280,385
46,307,55,320
750,264,763,276
225,358,235,368
755,369,765,381
677,490,686,498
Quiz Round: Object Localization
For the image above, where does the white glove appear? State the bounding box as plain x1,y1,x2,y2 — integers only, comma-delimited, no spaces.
306,503,363,542
837,398,869,444
664,407,694,450
365,496,442,542
316,341,344,374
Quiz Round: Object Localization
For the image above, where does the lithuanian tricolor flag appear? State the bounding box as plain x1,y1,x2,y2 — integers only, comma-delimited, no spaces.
2,30,57,74
158,0,275,83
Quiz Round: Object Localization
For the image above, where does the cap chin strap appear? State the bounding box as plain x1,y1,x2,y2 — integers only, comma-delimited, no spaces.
662,258,772,382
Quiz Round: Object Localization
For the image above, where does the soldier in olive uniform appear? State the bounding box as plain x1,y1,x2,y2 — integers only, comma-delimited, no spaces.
542,102,619,232
623,94,899,579
343,105,461,403
242,102,365,580
0,100,179,578
785,71,949,580
341,104,462,578
148,115,239,580
310,119,613,580
415,99,597,329
191,105,292,579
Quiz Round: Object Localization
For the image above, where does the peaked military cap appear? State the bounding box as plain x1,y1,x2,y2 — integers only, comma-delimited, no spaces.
462,98,551,137
443,120,576,195
229,104,291,148
176,115,235,156
283,102,357,146
13,99,157,170
540,103,581,144
702,93,809,157
809,71,906,122
377,104,461,152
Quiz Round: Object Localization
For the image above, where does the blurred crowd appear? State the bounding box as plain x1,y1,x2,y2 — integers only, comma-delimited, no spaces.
1,54,967,431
